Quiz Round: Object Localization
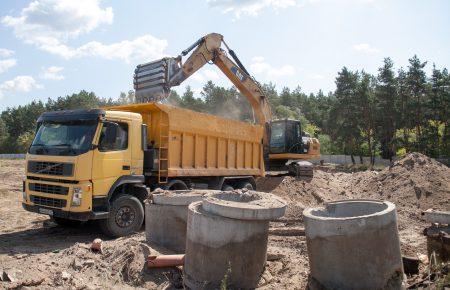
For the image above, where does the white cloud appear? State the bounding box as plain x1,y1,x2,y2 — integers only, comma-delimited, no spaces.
191,72,206,83
353,43,380,54
0,59,17,74
41,66,64,80
0,75,43,99
188,69,221,84
203,69,220,80
2,0,167,62
0,48,14,58
208,0,378,17
308,73,324,80
67,35,168,62
250,56,295,78
208,0,297,17
2,0,113,40
192,87,204,96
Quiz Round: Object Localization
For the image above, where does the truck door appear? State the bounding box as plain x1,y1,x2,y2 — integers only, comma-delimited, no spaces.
92,120,131,196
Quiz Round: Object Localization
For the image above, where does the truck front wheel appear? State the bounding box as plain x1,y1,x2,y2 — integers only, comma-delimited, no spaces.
100,194,144,237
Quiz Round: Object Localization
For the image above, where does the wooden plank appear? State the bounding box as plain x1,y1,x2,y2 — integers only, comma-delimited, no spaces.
423,209,450,224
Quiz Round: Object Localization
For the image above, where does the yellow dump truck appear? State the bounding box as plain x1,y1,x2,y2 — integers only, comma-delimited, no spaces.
22,103,264,236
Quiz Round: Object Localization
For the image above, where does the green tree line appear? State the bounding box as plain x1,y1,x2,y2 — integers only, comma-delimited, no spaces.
0,91,116,153
1,55,448,163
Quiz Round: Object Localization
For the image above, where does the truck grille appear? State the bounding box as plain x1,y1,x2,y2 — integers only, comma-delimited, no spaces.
29,183,69,195
28,161,74,176
30,195,67,208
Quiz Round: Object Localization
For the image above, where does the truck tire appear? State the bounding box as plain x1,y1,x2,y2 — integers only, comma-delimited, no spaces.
52,217,83,227
165,179,188,190
222,184,234,191
100,194,144,237
236,181,254,190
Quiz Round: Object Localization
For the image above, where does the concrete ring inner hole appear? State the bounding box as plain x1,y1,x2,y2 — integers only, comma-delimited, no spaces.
310,200,390,219
209,191,262,203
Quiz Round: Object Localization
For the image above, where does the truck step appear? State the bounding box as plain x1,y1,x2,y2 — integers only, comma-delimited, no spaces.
92,211,109,220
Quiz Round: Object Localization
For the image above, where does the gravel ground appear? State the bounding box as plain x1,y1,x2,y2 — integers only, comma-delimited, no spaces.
0,153,448,289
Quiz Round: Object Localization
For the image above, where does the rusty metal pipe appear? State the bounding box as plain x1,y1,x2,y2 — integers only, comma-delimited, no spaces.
147,254,185,268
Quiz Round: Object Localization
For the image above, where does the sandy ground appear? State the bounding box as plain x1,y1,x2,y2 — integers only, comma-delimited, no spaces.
0,153,448,289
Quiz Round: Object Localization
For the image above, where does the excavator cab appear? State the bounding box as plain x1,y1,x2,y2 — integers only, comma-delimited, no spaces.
267,120,318,176
269,120,307,155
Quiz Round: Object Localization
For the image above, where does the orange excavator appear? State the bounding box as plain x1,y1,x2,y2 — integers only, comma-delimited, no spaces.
133,33,320,176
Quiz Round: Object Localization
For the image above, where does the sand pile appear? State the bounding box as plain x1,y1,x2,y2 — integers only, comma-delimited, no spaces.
257,153,449,220
256,170,346,219
352,152,450,212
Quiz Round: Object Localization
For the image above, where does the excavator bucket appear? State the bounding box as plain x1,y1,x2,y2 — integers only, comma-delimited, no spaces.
134,57,182,103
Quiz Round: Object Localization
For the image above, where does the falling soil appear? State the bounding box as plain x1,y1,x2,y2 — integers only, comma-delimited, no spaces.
0,153,448,289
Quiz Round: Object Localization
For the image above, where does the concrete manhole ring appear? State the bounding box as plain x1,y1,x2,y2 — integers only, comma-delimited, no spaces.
202,190,287,220
152,190,209,205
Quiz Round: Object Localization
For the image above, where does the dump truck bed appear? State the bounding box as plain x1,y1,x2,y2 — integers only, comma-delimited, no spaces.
108,103,265,178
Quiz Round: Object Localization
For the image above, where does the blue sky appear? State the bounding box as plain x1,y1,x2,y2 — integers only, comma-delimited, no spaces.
0,0,449,111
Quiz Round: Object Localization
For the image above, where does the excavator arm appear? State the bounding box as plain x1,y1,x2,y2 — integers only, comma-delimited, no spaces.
133,33,271,126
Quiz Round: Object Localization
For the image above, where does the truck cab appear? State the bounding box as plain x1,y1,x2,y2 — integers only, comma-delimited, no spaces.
23,109,148,236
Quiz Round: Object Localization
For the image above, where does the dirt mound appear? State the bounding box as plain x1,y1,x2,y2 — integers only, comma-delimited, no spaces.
352,152,450,212
258,152,449,258
257,170,349,219
258,153,449,219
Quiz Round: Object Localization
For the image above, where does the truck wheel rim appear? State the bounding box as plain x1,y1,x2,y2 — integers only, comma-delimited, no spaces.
115,206,135,228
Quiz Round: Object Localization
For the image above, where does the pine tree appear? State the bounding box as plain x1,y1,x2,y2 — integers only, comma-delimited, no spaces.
333,67,360,163
442,69,450,156
426,64,444,156
396,67,410,151
358,71,376,164
406,55,428,152
375,58,398,160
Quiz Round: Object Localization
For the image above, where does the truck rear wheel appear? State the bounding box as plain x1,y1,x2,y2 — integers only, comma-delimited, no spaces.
100,194,144,237
222,184,234,191
236,181,254,190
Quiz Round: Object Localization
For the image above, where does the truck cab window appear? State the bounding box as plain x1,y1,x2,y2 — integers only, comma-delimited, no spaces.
98,122,128,151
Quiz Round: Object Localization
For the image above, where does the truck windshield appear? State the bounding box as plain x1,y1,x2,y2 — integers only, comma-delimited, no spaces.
270,122,286,153
29,120,98,156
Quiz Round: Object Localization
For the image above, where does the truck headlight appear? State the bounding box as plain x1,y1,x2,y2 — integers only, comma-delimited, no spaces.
72,187,83,206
